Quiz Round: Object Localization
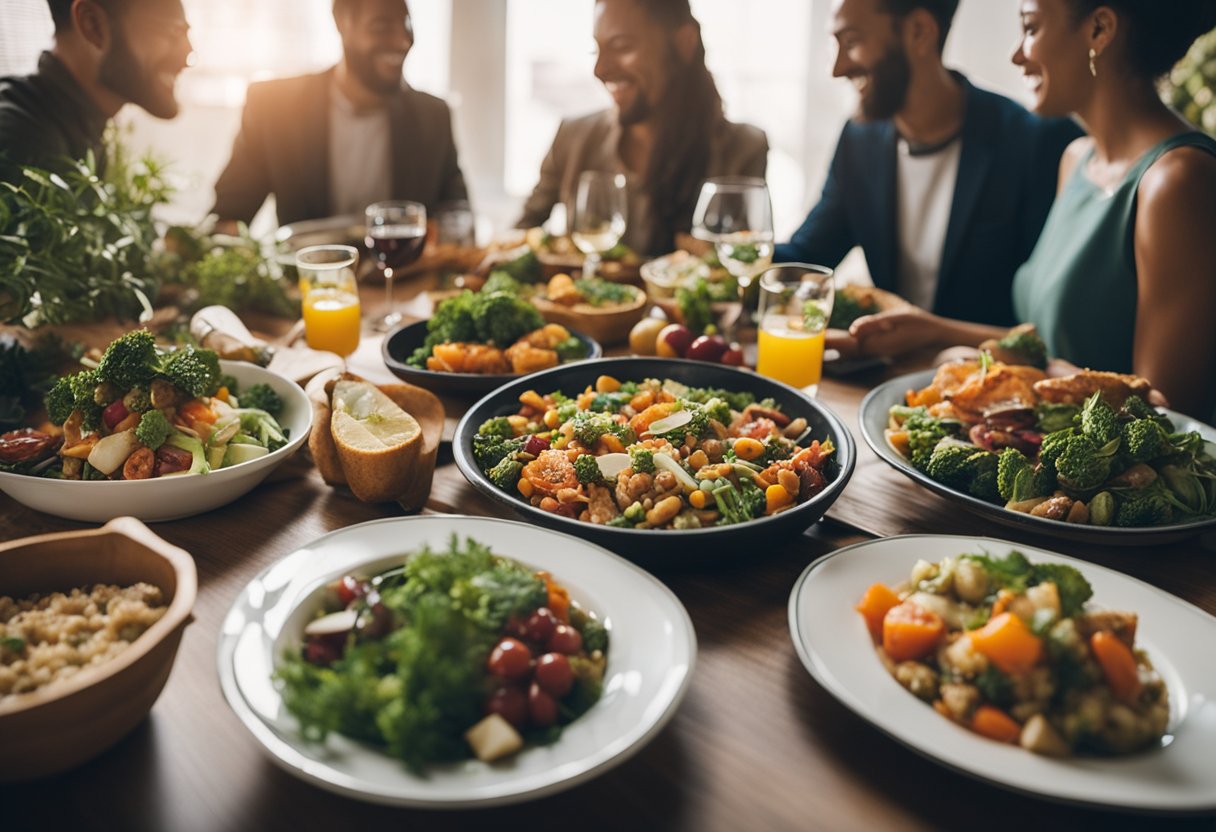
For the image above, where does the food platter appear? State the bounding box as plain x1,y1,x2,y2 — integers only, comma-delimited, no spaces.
788,534,1216,813
0,360,312,523
380,320,604,396
217,514,696,808
452,357,855,563
858,369,1216,545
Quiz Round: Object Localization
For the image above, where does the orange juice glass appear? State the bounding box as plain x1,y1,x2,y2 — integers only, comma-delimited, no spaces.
296,245,361,357
755,264,834,396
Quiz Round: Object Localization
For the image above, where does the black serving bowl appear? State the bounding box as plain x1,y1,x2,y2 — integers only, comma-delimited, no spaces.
453,357,857,566
382,320,603,397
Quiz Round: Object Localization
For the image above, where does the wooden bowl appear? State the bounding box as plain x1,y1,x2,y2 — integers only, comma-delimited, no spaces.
0,517,197,781
531,289,649,346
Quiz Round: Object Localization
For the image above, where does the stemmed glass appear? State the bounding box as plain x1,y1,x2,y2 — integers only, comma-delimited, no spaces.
365,200,427,332
569,171,627,280
691,177,774,335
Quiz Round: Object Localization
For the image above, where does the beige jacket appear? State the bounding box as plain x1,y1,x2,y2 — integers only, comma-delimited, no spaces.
516,108,768,256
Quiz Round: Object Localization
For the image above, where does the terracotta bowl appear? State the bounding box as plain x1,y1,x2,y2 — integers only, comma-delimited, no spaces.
0,517,197,781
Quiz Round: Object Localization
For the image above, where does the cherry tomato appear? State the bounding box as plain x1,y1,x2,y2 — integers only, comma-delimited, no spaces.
101,398,129,431
547,624,583,656
487,637,533,680
534,652,574,697
528,681,558,727
486,686,529,729
335,575,361,606
520,607,557,644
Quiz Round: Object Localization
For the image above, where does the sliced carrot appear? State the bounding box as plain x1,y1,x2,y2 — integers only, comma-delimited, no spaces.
1090,630,1142,703
536,570,571,623
969,612,1042,675
971,705,1022,744
855,582,902,643
179,400,218,425
882,602,945,662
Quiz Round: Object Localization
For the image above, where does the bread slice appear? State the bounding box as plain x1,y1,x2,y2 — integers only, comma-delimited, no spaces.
330,379,422,502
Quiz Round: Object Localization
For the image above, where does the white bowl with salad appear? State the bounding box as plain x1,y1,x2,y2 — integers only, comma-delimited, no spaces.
217,514,696,808
0,335,310,522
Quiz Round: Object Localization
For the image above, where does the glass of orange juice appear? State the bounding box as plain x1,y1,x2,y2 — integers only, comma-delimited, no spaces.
756,264,834,396
296,245,361,357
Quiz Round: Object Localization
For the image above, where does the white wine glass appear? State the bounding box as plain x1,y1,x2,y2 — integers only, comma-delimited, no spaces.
569,171,627,280
691,177,774,334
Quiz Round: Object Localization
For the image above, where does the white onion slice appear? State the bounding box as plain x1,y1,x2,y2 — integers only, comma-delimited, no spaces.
653,452,700,491
646,409,693,436
596,452,632,480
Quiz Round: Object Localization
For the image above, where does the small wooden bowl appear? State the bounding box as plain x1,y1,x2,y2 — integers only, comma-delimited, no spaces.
0,517,197,781
531,289,649,346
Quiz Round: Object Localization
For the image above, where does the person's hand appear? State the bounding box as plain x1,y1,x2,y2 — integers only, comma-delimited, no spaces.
847,308,951,357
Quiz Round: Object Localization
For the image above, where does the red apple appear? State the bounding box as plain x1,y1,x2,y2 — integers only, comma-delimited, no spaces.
720,343,745,366
656,323,694,358
686,334,727,362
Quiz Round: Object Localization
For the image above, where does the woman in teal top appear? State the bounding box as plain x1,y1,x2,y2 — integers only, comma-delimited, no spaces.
842,0,1216,418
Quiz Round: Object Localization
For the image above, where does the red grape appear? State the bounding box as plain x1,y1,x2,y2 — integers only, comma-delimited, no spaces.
534,653,574,697
487,637,533,680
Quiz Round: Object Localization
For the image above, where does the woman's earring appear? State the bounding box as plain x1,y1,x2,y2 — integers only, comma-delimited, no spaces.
1089,47,1097,78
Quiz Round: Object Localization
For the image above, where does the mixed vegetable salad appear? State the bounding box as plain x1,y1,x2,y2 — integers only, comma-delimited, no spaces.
276,537,608,770
856,550,1168,756
887,352,1216,527
473,376,834,530
0,330,288,481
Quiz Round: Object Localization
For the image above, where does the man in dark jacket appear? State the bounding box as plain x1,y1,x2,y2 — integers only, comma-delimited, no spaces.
0,0,192,184
212,0,468,228
774,0,1082,327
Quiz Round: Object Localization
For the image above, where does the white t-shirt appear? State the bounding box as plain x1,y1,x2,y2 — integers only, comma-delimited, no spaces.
328,81,392,217
895,136,962,310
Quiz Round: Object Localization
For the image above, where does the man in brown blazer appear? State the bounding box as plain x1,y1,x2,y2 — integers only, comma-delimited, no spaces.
212,0,467,228
516,0,767,257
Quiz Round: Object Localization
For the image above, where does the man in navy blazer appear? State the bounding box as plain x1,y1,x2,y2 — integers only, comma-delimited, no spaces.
774,0,1081,327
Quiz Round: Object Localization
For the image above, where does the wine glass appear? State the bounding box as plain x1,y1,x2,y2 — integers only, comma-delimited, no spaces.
569,171,627,279
691,177,774,335
365,200,427,332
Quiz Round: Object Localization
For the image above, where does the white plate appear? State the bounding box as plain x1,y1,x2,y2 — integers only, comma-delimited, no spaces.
217,515,697,808
0,360,311,523
788,534,1216,813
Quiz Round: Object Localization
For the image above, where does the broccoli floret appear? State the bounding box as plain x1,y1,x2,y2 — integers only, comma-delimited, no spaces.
573,453,604,485
994,327,1048,369
478,417,516,439
604,515,633,528
763,435,799,464
1079,391,1119,447
481,271,527,297
160,346,222,398
701,397,732,427
488,456,523,490
498,247,542,284
1037,428,1075,474
1055,434,1111,492
218,373,239,394
95,329,158,391
997,447,1035,502
968,452,1000,501
1035,402,1080,434
589,391,631,413
924,443,977,489
472,434,525,470
712,478,765,526
122,386,151,414
629,446,655,474
1123,418,1169,462
238,383,283,418
681,385,755,413
554,336,588,363
134,409,173,451
236,409,287,452
1120,395,1170,429
893,406,961,471
570,410,635,447
471,291,545,346
1115,492,1173,527
411,292,479,366
44,369,103,431
1031,564,1093,617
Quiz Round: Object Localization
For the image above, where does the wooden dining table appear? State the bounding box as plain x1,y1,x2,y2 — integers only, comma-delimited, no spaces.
2,284,1214,832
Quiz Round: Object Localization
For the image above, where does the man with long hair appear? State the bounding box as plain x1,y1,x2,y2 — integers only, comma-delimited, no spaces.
774,0,1081,327
516,0,767,257
212,0,467,227
0,0,192,183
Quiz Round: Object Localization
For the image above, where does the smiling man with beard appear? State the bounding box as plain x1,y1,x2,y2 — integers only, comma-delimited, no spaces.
212,0,468,228
0,0,192,184
774,0,1082,329
515,0,768,257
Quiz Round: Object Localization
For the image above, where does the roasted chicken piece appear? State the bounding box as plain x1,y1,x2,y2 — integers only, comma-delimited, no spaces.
427,343,511,374
945,365,1046,424
1033,371,1152,408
